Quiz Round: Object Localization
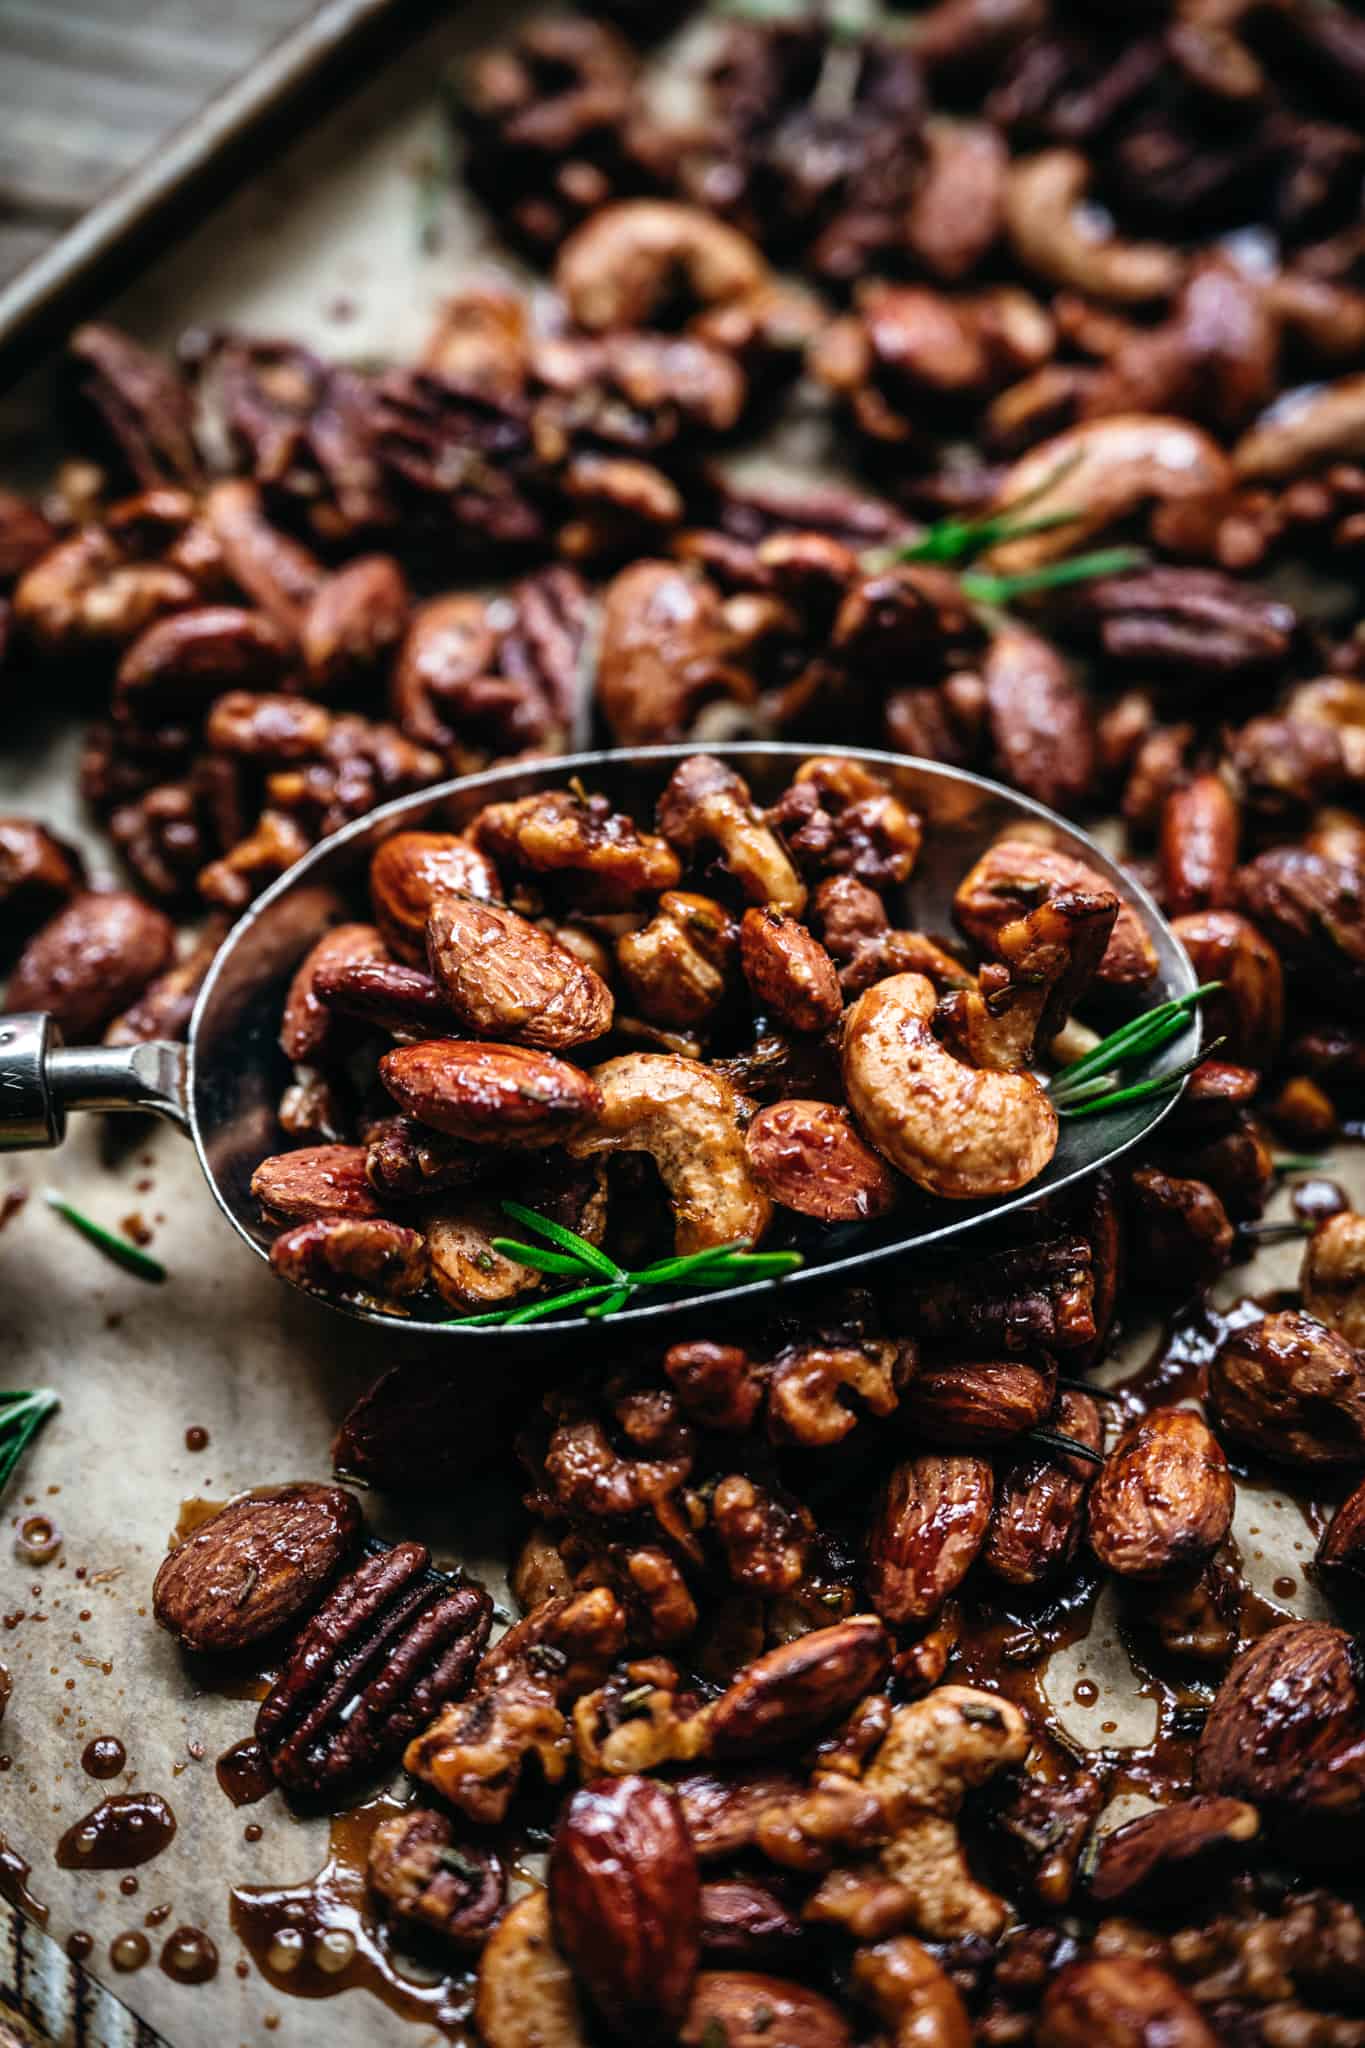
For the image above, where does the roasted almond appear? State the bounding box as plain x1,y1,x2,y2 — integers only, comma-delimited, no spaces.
866,1454,994,1623
152,1482,361,1654
279,922,387,1062
379,1039,602,1144
251,1145,381,1222
550,1775,700,2041
738,907,842,1033
1208,1309,1365,1468
899,1354,1056,1447
1087,1410,1232,1579
1088,1794,1259,1910
744,1099,898,1224
706,1617,891,1760
370,831,502,962
680,1971,852,2048
984,1389,1102,1586
426,895,613,1050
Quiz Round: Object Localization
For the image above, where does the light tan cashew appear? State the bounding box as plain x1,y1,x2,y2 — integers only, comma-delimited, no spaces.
555,200,770,334
806,1686,1030,1943
1004,150,1185,306
842,973,1058,1199
985,414,1232,572
852,1937,973,2048
474,1892,590,2048
935,889,1118,1073
658,755,806,913
425,1198,541,1311
1234,373,1365,481
568,1053,771,1253
1303,1213,1365,1352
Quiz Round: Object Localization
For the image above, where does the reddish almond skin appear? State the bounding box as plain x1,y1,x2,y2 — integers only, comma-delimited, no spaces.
152,1483,361,1653
8,890,175,1040
985,1389,1103,1586
866,1455,994,1622
1038,1959,1217,2048
550,1775,700,2041
250,1145,381,1222
680,1972,852,2048
1197,1621,1365,1853
739,908,843,1033
1159,772,1239,917
369,831,502,962
1088,1795,1259,1909
744,1099,898,1222
900,1355,1056,1446
115,605,290,708
279,923,387,1062
426,895,613,1050
379,1038,602,1143
1316,1478,1365,1590
1209,1309,1365,1468
706,1617,891,1758
1087,1409,1233,1579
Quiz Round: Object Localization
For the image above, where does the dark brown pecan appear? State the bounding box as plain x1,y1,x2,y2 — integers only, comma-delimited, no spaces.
663,1343,766,1436
152,1482,361,1654
367,1808,505,1949
1088,1795,1259,1911
711,1476,812,1595
983,625,1096,816
256,1542,491,1797
1076,568,1296,680
1088,1411,1233,1581
866,1454,993,1624
1197,1622,1365,1856
984,1389,1102,1586
7,890,176,1041
1209,1309,1365,1468
1038,1958,1217,2048
768,758,922,890
706,1618,891,1760
550,1775,700,2041
898,1354,1056,1447
0,819,86,951
598,561,754,745
68,323,202,488
115,605,289,715
1237,848,1365,1018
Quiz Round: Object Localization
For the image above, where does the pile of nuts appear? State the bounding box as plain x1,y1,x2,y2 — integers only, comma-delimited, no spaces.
244,749,1148,1315
1,0,1364,2037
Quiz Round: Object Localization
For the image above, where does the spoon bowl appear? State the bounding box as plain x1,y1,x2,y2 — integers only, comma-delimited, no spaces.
1,744,1198,1336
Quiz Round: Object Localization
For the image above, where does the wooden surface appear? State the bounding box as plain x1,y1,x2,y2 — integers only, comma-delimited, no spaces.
0,0,320,290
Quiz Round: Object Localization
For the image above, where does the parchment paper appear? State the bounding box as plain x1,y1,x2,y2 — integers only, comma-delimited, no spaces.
0,11,1359,2043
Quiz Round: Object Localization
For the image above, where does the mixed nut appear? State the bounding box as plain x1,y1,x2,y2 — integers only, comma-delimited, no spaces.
4,0,1365,2038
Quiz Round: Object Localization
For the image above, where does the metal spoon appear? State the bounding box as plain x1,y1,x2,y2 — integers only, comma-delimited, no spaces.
0,743,1198,1336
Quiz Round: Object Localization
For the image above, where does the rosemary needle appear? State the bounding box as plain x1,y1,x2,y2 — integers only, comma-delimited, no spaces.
44,1192,167,1284
0,1389,60,1502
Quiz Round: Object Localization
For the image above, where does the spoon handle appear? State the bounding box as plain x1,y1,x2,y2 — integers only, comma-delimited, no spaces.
0,1013,188,1150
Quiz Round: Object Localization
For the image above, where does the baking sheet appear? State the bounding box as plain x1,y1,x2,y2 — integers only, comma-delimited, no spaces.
0,9,1358,2045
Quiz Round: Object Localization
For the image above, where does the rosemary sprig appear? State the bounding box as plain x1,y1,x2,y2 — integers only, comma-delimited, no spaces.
1027,1428,1105,1468
1049,984,1220,1120
448,1202,804,1326
44,1192,167,1283
960,546,1146,608
0,1389,59,1501
872,455,1086,569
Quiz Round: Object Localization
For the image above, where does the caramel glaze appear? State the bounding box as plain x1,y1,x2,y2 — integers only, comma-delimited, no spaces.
0,1834,49,1926
229,1792,478,2037
216,1737,275,1807
56,1792,176,1871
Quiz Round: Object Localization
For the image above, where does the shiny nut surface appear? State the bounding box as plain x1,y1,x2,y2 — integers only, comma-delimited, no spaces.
427,895,613,1050
744,1099,898,1223
380,1039,602,1144
1087,1410,1233,1579
152,1483,361,1654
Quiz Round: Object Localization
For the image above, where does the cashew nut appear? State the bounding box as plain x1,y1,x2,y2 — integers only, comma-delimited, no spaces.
474,1892,590,2048
1234,373,1365,481
658,755,806,913
935,889,1119,1073
852,1937,972,2048
986,414,1232,572
842,974,1058,1199
568,1053,771,1253
1004,150,1185,306
555,200,770,334
806,1686,1030,1943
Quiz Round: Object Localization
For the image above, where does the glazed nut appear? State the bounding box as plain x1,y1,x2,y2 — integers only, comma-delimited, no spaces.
899,1355,1056,1447
1038,1959,1217,2048
114,604,289,711
1088,1794,1259,1911
1315,1477,1365,1592
426,895,613,1050
744,1100,898,1224
367,1808,504,1950
851,1937,972,2048
1208,1309,1365,1468
697,1881,801,1964
269,1218,429,1304
279,923,388,1063
866,1455,994,1625
597,562,755,747
7,889,176,1042
475,1892,590,2048
203,691,332,760
568,1053,770,1254
617,892,737,1029
739,908,842,1034
251,1144,381,1223
706,1618,892,1760
151,1482,361,1654
1169,910,1283,1071
842,972,1058,1200
300,554,409,695
955,840,1158,992
363,1117,482,1201
1302,1211,1365,1350
657,756,806,914
1197,1621,1365,1851
369,831,502,963
424,1198,542,1311
679,1972,852,2048
555,200,769,334
1159,773,1240,918
1087,1410,1233,1579
984,1389,1103,1587
982,626,1096,818
0,818,86,946
1004,151,1185,306
380,1039,603,1145
549,1775,700,2041
256,1542,492,1797
314,958,456,1040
